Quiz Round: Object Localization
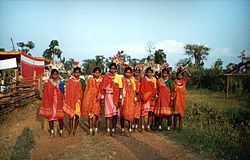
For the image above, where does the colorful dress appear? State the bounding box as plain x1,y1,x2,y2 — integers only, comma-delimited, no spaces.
99,73,122,118
82,77,102,118
133,76,141,119
39,79,64,121
120,77,136,122
173,78,188,117
140,76,157,117
155,78,174,117
63,77,83,118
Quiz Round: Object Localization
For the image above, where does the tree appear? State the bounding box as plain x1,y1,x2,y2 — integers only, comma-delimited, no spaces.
43,40,62,60
104,57,112,72
81,55,106,74
175,58,192,68
130,58,140,68
154,49,166,65
17,41,35,55
238,50,246,61
82,59,95,74
213,58,223,70
184,44,210,69
63,58,74,71
139,57,147,64
95,55,105,70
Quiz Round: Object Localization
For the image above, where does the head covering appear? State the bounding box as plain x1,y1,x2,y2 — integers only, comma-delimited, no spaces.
177,66,185,73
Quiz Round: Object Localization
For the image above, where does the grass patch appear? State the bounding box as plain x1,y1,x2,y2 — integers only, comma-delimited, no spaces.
166,89,250,160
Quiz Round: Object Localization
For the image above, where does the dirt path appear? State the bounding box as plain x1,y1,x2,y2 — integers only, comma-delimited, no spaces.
0,100,203,160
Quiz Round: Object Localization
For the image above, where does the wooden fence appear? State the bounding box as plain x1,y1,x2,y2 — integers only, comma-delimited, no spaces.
0,71,43,115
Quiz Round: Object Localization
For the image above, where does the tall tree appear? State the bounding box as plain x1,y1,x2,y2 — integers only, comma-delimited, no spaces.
17,41,35,55
43,40,62,60
176,58,192,68
184,44,210,69
154,49,166,65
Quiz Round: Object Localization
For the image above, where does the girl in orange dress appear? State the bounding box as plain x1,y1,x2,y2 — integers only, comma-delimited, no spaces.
173,67,191,132
39,69,64,137
132,66,141,131
120,67,137,133
155,67,174,131
63,67,83,135
82,67,102,135
140,67,157,131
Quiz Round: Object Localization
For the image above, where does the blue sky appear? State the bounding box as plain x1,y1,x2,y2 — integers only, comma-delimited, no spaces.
0,0,249,69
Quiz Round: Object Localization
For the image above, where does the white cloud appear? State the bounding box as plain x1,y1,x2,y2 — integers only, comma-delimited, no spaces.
155,40,185,55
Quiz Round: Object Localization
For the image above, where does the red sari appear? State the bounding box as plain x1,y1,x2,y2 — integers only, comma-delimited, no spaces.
140,76,156,116
39,79,64,120
82,77,102,118
155,78,173,117
63,77,83,119
99,73,121,118
173,78,188,117
120,77,136,122
133,76,141,119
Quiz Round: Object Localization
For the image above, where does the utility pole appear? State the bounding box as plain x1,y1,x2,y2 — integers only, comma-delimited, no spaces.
11,38,16,51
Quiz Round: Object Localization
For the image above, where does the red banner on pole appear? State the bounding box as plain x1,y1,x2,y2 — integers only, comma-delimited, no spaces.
21,52,45,79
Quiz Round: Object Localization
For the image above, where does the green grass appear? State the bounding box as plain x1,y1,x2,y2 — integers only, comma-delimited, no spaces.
166,89,250,160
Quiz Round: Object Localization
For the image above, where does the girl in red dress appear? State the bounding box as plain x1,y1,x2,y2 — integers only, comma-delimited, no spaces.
63,67,83,135
120,67,137,133
82,67,103,135
39,69,64,137
155,67,174,131
132,66,141,131
173,67,191,132
140,67,157,131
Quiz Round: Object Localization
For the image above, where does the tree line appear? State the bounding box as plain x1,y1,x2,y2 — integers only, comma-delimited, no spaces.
14,40,249,94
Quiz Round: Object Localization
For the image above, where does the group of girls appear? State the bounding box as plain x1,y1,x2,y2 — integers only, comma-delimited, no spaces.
39,63,191,137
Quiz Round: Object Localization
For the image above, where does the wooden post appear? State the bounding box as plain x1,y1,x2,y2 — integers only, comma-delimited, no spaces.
39,74,43,98
33,70,36,88
15,69,19,82
14,69,19,93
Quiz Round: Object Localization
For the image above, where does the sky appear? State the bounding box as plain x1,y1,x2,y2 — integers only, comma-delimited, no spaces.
0,0,249,69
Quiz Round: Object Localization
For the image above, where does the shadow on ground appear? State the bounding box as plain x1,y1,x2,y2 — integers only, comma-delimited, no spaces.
10,127,35,160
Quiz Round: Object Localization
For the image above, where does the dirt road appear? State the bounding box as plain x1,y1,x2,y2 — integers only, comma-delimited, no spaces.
0,100,204,160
